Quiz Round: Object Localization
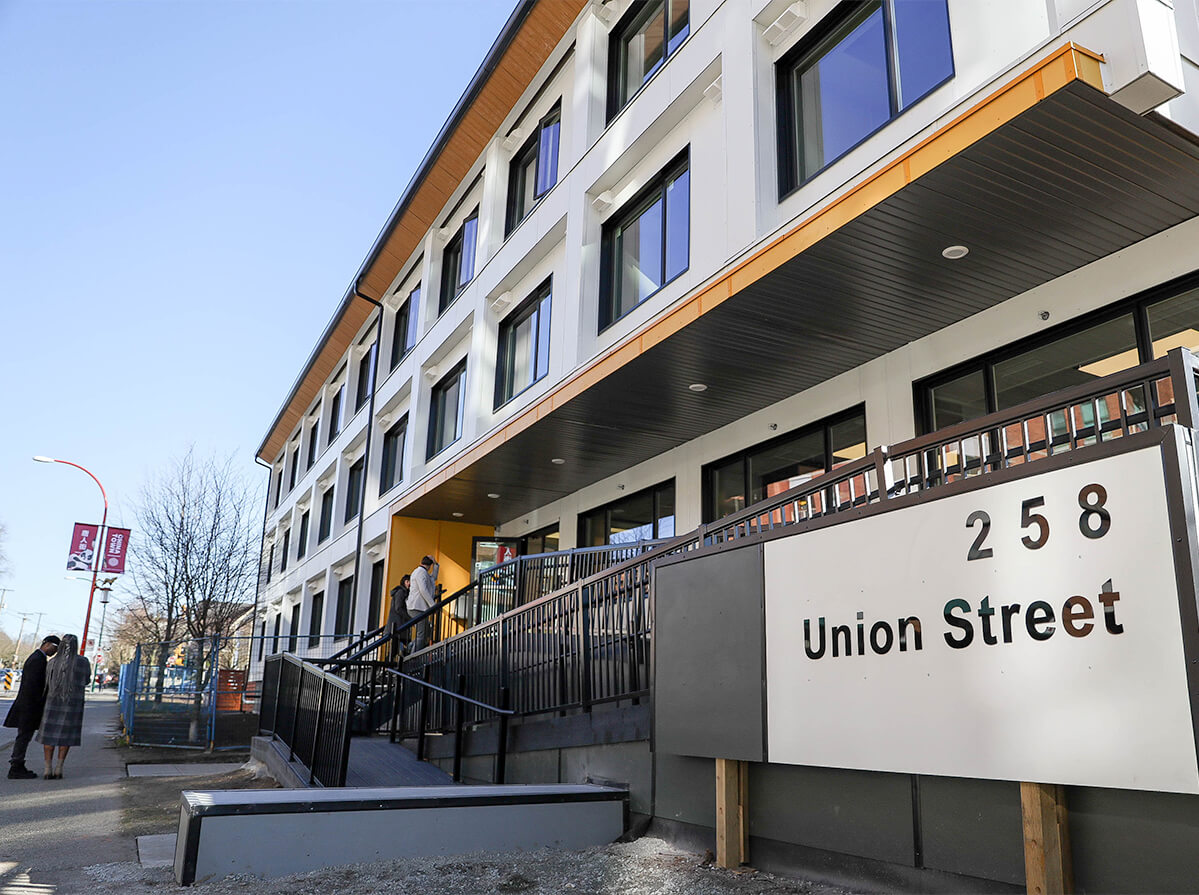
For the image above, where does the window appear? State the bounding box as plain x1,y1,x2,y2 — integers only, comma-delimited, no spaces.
265,542,275,583
427,361,467,459
344,457,365,523
306,418,320,470
703,407,867,522
327,381,345,443
288,444,299,491
916,277,1199,433
257,621,267,661
600,153,689,329
579,481,675,547
379,416,408,495
506,104,561,235
335,576,354,638
318,486,335,543
777,0,953,195
296,510,310,560
368,559,386,629
495,280,552,408
439,209,479,313
273,469,283,508
288,603,300,653
271,614,281,655
355,342,377,412
608,0,689,120
525,524,560,555
308,591,324,647
280,528,291,572
390,285,420,370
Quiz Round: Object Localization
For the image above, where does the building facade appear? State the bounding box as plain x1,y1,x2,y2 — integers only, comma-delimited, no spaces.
255,0,1199,886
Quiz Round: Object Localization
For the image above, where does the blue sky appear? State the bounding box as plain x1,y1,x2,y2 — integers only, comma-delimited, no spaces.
0,0,516,653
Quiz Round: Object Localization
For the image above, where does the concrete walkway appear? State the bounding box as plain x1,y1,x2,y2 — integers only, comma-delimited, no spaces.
0,693,132,895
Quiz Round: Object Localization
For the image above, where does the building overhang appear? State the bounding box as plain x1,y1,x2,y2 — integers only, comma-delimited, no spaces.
257,0,588,463
394,43,1199,525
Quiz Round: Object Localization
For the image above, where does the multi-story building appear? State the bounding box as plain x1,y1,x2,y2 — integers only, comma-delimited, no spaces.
255,0,1199,888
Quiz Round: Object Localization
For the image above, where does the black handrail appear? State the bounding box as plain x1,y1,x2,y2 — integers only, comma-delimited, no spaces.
385,667,512,783
259,653,357,787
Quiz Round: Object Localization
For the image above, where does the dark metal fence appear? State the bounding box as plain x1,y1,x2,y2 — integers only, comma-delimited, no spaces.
258,652,357,787
391,348,1199,740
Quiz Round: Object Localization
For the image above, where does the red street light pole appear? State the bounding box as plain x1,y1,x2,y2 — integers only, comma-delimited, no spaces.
34,456,108,656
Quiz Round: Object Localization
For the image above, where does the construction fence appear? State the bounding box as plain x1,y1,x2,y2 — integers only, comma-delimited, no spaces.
117,634,356,750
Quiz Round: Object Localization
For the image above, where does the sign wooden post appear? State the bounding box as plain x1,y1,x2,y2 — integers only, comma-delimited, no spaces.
715,758,748,868
1020,781,1073,895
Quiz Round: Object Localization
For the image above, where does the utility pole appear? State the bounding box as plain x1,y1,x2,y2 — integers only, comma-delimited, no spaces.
10,612,45,667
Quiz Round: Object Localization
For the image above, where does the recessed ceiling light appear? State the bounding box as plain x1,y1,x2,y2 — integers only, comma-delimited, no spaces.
688,383,708,392
487,493,500,499
452,512,464,518
941,245,969,260
551,458,565,465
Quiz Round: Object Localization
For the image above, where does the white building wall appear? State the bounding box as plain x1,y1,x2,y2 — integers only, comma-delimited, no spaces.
259,0,1199,638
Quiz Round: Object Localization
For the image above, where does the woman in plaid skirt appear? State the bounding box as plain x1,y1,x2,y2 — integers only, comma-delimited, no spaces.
39,634,91,779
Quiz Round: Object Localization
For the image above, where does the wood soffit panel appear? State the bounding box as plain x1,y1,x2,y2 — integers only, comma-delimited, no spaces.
259,0,587,462
391,44,1199,524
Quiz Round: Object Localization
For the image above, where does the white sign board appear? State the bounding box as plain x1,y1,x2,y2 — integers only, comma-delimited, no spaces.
764,446,1199,794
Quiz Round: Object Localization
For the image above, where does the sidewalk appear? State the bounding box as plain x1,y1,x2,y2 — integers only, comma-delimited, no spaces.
0,692,131,895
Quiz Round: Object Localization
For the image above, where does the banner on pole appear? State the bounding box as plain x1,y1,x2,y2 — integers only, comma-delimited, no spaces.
66,523,99,571
102,527,131,574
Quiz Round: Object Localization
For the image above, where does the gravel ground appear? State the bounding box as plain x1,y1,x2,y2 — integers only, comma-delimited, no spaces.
83,837,858,895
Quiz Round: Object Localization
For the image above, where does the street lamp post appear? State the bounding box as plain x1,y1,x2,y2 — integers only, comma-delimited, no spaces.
34,456,108,655
93,584,112,691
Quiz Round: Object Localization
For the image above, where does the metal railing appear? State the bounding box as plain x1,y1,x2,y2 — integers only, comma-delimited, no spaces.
259,653,357,787
393,349,1199,741
385,668,514,783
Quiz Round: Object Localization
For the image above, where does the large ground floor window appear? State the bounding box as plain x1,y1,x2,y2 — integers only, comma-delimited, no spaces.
702,407,866,523
917,274,1199,433
579,480,675,547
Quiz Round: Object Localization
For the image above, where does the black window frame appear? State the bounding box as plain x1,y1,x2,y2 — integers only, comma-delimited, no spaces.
606,0,690,122
355,341,377,412
344,457,365,523
439,207,480,314
308,591,324,647
327,379,345,443
578,479,676,547
427,360,468,460
379,415,408,496
368,559,386,630
288,444,299,491
306,417,320,470
334,576,354,639
505,102,562,236
914,271,1199,434
280,527,291,572
287,603,300,653
599,149,690,331
273,468,283,509
390,283,421,370
701,405,867,523
271,614,281,656
296,510,310,560
266,542,275,584
776,0,955,198
317,486,335,543
495,278,553,410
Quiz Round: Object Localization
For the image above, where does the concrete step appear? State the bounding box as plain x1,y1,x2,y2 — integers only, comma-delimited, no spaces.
174,783,628,884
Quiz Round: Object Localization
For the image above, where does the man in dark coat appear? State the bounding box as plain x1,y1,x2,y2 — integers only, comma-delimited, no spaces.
4,635,60,779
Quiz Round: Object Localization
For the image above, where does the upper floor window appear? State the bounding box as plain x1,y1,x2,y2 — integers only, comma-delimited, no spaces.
265,542,275,583
280,528,291,572
344,457,365,523
355,342,377,412
296,510,310,560
306,417,320,470
506,104,561,235
379,415,408,495
777,0,953,196
496,279,552,409
327,380,345,443
308,591,324,647
273,469,283,509
439,209,479,314
318,485,335,543
390,285,420,370
703,407,866,522
600,152,689,330
427,361,467,459
608,0,689,121
288,444,299,491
